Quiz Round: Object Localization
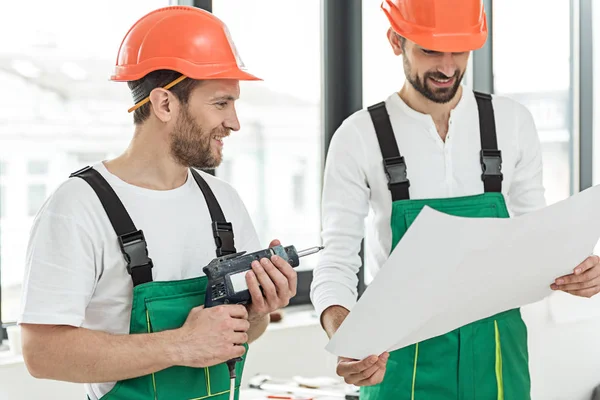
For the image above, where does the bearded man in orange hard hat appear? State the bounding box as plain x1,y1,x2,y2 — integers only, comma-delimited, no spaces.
311,0,600,399
17,6,297,400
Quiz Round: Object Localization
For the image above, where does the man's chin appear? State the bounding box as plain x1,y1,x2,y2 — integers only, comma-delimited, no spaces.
425,88,458,104
191,158,221,170
186,150,223,170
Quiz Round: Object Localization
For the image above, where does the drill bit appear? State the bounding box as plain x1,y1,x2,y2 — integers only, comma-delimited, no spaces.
297,246,325,258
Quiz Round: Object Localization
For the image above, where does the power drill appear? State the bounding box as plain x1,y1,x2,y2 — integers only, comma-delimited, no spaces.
203,244,323,307
202,244,324,400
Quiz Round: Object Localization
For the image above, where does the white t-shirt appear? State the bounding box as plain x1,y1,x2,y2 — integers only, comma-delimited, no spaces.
18,162,261,399
310,89,547,317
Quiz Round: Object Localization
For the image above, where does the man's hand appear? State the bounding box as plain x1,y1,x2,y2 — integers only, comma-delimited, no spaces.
337,352,390,386
174,304,249,368
320,305,389,386
245,239,298,321
551,255,600,298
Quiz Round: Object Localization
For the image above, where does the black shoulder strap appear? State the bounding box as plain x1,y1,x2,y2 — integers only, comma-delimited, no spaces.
367,102,411,201
190,168,237,257
474,91,503,192
69,166,153,287
69,166,238,287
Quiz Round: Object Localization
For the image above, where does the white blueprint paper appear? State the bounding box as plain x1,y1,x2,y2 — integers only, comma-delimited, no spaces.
326,184,600,360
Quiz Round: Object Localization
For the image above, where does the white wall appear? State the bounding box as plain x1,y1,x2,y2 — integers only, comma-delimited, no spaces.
2,304,600,400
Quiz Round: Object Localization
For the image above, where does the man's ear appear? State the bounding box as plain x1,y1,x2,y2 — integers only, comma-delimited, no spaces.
387,28,404,56
149,88,176,123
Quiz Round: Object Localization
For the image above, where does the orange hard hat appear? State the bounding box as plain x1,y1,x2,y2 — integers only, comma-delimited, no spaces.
381,0,488,53
110,6,260,112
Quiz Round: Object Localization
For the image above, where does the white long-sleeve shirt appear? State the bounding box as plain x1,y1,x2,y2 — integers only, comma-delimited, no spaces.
310,89,547,317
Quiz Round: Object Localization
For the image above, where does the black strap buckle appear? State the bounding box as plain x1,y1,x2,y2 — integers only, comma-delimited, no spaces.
383,156,410,188
118,230,153,275
212,221,236,257
480,149,503,180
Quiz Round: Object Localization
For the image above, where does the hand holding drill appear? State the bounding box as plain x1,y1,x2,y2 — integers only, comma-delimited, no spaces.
200,238,324,396
203,239,323,321
244,239,299,321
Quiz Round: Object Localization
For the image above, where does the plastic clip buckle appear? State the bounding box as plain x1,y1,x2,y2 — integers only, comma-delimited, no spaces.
480,149,503,180
383,156,410,189
212,221,236,257
118,230,153,275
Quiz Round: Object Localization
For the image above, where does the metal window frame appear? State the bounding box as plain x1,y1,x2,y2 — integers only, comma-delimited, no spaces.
571,0,581,195
320,0,365,300
578,0,594,191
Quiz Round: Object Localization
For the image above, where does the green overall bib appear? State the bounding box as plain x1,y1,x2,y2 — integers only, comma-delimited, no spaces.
71,166,247,400
360,92,530,400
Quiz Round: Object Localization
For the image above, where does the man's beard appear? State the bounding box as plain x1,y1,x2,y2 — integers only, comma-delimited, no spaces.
404,57,464,104
169,107,229,169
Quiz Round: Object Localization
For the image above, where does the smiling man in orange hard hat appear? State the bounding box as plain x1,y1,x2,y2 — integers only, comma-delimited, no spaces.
311,0,600,399
17,6,298,400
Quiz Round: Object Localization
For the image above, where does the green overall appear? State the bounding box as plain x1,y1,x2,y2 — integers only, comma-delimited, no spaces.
71,166,247,400
360,92,530,400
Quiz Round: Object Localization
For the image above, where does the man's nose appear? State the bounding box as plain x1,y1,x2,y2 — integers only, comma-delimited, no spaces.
225,109,240,132
437,53,457,77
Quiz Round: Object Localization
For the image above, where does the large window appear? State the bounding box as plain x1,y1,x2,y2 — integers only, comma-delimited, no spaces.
493,0,575,205
0,0,170,324
211,1,323,272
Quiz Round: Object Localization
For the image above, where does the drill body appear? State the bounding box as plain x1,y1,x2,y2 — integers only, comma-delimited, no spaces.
203,245,301,308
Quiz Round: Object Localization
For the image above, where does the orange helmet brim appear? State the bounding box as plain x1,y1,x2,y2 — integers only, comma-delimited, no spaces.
111,58,262,82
